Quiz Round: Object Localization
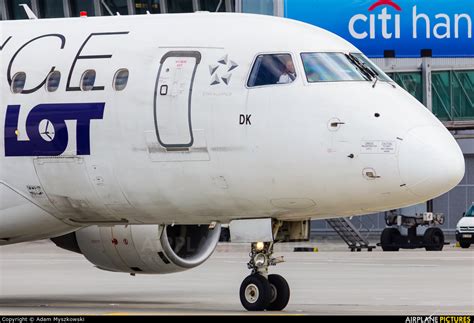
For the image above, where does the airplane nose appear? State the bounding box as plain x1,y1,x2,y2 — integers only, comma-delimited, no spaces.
398,125,465,198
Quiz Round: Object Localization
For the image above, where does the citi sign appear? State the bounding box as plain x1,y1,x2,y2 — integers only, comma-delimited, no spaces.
348,0,473,40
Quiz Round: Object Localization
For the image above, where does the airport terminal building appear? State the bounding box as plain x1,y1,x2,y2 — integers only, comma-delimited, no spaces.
1,0,473,236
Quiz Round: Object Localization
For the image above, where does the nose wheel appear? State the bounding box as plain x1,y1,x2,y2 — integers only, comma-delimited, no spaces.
239,242,290,311
240,274,272,311
267,274,290,311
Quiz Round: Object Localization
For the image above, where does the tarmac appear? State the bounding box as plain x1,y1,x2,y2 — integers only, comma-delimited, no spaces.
0,240,473,315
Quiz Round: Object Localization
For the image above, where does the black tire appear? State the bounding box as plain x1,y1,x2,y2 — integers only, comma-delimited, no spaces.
240,274,272,311
459,240,471,249
267,274,290,311
424,228,444,251
381,228,400,251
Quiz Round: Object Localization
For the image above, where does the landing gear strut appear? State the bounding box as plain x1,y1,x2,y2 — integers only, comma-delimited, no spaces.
239,241,290,311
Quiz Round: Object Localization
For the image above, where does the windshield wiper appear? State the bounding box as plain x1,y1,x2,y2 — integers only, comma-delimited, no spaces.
361,60,380,88
346,54,379,88
372,74,379,88
345,54,372,81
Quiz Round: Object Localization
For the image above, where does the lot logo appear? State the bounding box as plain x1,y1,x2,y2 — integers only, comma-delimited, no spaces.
369,0,401,12
4,103,105,157
349,0,472,40
209,55,239,86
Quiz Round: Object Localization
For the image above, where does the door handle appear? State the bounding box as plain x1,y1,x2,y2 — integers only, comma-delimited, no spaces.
160,85,168,96
330,121,345,127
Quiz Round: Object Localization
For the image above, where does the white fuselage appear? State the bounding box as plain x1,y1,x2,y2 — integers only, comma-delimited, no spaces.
0,13,465,244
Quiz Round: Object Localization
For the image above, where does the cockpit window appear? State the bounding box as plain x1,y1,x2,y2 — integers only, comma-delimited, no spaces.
301,53,367,82
301,52,393,83
248,54,296,87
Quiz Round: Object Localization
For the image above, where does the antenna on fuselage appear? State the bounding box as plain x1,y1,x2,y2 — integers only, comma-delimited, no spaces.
19,4,38,19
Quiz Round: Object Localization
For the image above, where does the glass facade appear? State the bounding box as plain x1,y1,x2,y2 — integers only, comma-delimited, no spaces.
200,0,228,12
386,70,474,121
38,0,65,18
241,0,273,15
7,0,31,19
102,0,129,15
432,70,474,121
387,72,424,104
166,0,193,13
0,2,237,23
135,0,161,14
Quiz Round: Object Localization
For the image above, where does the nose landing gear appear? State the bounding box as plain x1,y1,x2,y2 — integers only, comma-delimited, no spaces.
239,242,290,311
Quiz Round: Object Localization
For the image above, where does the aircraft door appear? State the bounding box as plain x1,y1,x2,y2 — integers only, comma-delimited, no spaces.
154,51,201,150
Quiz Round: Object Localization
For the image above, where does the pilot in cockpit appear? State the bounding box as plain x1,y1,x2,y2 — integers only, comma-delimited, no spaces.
277,57,296,84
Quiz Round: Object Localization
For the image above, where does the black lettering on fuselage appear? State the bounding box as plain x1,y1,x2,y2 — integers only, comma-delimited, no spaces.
7,34,65,94
239,114,252,125
66,31,129,92
0,36,12,50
